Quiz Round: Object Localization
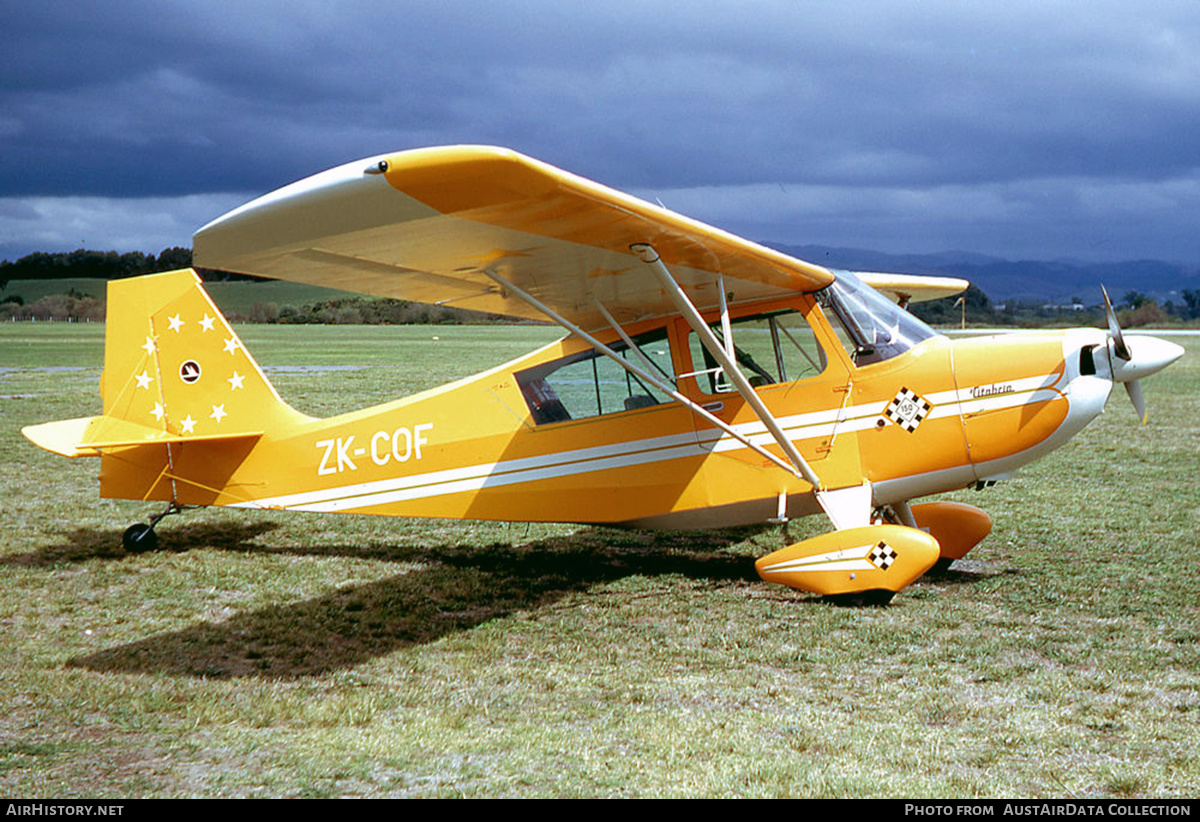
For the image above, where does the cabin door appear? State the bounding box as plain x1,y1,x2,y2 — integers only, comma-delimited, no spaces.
675,303,860,480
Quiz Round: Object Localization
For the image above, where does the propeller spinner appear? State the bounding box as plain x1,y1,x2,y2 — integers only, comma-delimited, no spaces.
1100,284,1184,423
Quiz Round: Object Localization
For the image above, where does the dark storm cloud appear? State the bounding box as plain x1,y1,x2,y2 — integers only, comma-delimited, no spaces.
2,1,1198,261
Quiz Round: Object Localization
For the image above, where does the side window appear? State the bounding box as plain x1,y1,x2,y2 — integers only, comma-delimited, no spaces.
515,329,675,424
686,309,826,394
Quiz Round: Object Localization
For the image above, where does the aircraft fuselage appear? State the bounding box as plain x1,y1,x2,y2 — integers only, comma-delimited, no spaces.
88,274,1120,532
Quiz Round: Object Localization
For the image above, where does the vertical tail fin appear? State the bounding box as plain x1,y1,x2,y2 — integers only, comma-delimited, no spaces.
101,269,309,437
23,269,308,458
23,269,311,505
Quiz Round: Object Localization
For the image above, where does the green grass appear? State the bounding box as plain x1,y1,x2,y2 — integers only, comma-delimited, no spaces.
0,324,1197,797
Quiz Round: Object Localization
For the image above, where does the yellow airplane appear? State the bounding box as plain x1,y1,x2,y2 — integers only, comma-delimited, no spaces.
22,146,1184,604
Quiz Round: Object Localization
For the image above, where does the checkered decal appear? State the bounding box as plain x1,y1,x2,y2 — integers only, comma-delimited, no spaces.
869,541,897,570
884,387,932,433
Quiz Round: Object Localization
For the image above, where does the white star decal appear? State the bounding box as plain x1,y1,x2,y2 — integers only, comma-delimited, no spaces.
199,314,216,332
141,336,157,355
167,314,184,332
210,404,227,423
228,371,245,390
180,415,196,434
223,337,240,355
135,370,154,390
150,402,165,421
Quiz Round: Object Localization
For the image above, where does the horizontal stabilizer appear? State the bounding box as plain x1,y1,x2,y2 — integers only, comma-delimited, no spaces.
22,415,262,458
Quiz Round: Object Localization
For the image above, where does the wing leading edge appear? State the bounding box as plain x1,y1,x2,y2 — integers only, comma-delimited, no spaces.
194,146,835,330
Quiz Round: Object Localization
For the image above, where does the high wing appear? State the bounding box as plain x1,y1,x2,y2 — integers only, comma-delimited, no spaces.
193,146,835,330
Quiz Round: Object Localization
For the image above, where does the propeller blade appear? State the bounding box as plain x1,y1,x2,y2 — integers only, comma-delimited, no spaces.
1101,284,1131,361
1097,286,1184,423
1125,379,1147,424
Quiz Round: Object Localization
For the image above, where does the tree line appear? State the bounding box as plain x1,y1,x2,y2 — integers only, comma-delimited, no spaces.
0,247,262,288
0,247,515,324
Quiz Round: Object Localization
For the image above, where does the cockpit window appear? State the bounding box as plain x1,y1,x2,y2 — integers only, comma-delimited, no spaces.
685,308,827,394
514,328,674,425
817,271,940,366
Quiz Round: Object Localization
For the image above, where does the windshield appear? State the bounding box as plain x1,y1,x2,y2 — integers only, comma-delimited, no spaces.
817,271,941,366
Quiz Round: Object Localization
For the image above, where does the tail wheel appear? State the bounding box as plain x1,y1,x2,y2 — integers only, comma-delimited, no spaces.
122,523,158,554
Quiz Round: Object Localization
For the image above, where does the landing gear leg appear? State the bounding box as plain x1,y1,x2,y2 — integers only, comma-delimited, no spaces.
874,501,953,574
874,500,993,574
122,503,187,554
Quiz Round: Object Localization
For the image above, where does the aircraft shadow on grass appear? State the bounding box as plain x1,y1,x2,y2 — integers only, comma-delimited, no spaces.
57,523,757,679
42,522,1003,680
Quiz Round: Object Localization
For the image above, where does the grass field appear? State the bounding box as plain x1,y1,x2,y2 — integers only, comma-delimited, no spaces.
1,323,1197,798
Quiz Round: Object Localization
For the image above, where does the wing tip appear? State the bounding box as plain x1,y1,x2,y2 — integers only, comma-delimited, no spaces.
853,271,970,303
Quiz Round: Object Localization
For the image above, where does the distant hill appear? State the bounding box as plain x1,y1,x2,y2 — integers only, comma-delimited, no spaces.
767,243,1200,305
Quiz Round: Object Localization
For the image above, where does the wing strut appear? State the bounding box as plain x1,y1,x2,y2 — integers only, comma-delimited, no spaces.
630,244,824,491
482,269,802,477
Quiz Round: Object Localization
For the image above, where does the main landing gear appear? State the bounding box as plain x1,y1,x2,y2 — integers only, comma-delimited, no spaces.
121,503,187,554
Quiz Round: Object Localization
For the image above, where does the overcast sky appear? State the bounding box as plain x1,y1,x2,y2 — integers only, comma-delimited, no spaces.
2,1,1198,265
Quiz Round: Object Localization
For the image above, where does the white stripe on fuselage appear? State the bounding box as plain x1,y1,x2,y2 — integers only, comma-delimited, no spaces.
232,372,1064,513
